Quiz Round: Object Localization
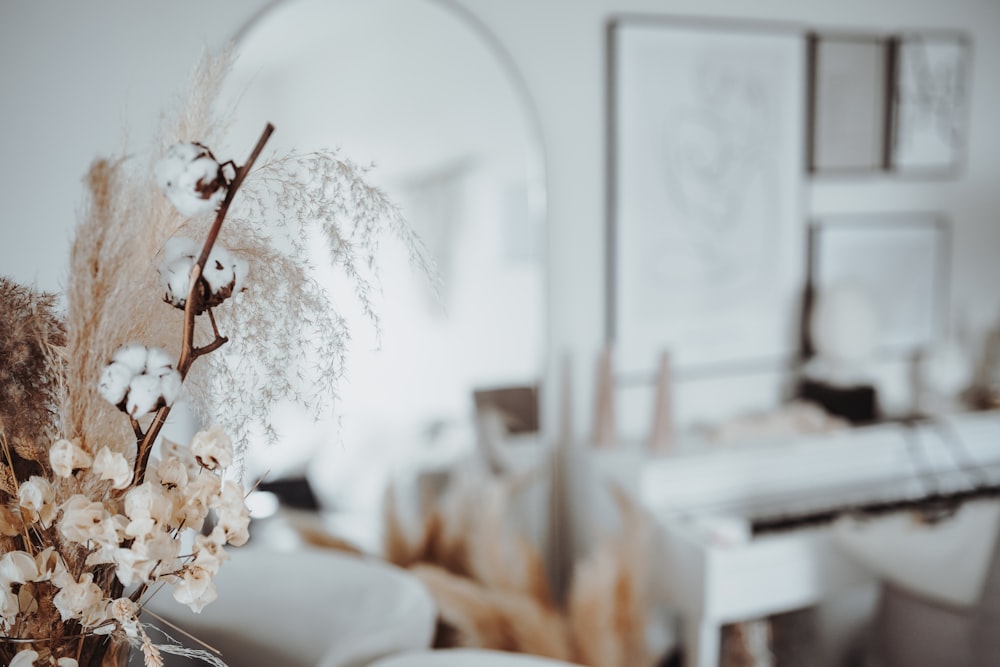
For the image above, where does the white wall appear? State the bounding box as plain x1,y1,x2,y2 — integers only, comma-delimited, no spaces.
0,1,272,294
450,0,1000,439
2,0,999,442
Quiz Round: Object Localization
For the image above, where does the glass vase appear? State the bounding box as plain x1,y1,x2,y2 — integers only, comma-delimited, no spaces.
0,632,130,666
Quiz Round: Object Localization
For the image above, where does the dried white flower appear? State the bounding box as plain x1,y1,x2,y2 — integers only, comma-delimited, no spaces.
91,447,132,490
190,425,232,471
110,531,183,587
192,527,229,575
212,480,250,546
123,482,174,536
52,572,105,624
159,437,199,473
0,551,38,585
109,597,141,637
0,587,19,630
18,476,56,525
172,565,217,613
33,547,73,587
49,438,92,478
152,455,188,490
112,530,181,586
57,659,80,667
58,495,112,545
155,142,228,217
110,548,156,588
171,474,218,532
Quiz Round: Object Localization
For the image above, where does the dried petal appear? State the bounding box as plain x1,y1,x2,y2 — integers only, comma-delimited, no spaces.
18,475,55,524
52,572,106,625
92,447,132,490
190,425,233,471
171,565,217,612
49,438,92,477
0,550,38,584
58,495,109,544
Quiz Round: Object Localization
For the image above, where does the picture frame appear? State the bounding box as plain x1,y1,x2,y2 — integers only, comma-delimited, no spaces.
607,16,807,377
889,32,972,175
807,213,949,356
807,33,892,174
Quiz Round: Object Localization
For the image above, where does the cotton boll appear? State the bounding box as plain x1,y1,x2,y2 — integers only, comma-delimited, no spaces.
157,369,183,407
144,347,175,377
98,362,133,406
154,143,203,189
160,256,195,309
202,247,236,293
200,245,247,307
163,236,199,264
112,344,148,375
157,238,198,308
155,142,228,217
124,374,162,418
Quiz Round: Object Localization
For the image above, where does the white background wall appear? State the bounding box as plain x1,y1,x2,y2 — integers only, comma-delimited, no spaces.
2,0,999,441
450,0,1000,439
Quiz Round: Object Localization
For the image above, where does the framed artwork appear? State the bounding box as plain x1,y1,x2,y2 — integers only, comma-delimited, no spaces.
808,213,949,355
607,17,807,377
889,32,971,174
807,33,892,174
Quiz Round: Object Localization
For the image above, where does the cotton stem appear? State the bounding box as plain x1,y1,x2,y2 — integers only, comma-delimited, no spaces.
130,123,274,486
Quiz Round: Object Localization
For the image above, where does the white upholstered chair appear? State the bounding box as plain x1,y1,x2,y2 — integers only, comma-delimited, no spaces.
141,545,436,667
366,648,583,666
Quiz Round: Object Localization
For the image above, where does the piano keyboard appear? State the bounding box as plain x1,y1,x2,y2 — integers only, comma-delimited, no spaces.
640,410,1000,538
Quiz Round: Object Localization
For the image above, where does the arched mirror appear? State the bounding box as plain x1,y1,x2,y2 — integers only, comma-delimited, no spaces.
219,0,546,548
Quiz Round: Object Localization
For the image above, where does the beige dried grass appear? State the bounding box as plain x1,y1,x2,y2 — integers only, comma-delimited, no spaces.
566,486,658,667
0,278,65,486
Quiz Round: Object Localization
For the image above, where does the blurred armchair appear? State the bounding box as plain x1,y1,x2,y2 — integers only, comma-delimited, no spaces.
142,545,436,667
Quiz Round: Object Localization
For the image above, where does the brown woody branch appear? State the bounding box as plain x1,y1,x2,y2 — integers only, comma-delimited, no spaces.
130,123,274,486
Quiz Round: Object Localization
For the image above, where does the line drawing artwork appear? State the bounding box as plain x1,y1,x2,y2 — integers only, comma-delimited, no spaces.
658,51,775,285
613,22,805,375
892,35,969,171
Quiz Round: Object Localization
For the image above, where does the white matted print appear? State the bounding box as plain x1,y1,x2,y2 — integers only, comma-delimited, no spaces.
609,18,806,376
810,214,948,353
891,33,971,173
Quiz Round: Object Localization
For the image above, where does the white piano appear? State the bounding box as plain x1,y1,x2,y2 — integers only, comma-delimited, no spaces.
637,410,1000,667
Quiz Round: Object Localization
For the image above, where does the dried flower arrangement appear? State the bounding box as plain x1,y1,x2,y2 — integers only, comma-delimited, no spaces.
0,51,430,667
